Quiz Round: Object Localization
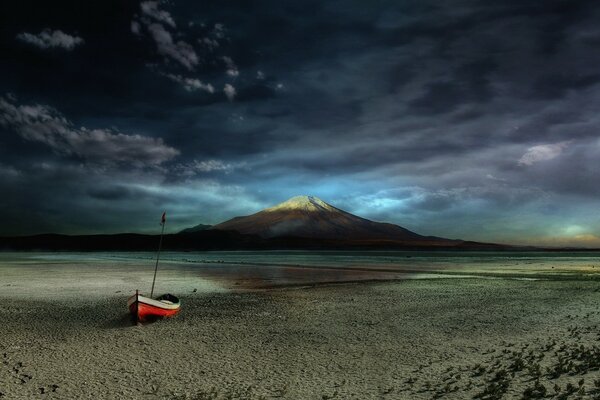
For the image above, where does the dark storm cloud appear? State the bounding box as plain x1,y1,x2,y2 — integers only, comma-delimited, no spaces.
87,186,133,201
1,0,600,245
530,73,600,100
0,96,179,166
409,82,465,115
409,60,497,115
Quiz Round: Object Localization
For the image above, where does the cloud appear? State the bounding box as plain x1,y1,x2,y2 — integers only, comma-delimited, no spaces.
518,141,571,166
146,23,198,70
486,174,507,182
0,97,179,166
174,159,235,176
521,234,600,248
16,29,84,50
224,84,236,101
128,2,243,99
130,1,199,71
409,82,464,115
0,164,21,180
122,178,263,226
163,74,214,93
222,56,239,77
140,1,176,28
87,185,136,201
200,37,219,50
131,21,141,35
213,23,226,39
530,73,600,100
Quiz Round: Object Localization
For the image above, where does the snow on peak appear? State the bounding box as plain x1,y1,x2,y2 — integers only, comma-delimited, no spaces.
265,195,336,212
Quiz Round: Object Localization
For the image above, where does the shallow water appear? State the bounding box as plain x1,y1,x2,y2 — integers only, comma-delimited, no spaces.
1,251,599,293
10,249,600,265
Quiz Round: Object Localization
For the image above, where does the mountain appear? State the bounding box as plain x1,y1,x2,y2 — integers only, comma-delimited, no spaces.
210,195,450,242
0,196,534,251
0,196,530,251
179,223,212,234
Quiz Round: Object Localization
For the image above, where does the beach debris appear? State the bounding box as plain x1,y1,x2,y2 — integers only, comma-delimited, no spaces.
397,318,600,400
18,373,32,384
39,384,59,394
522,380,546,398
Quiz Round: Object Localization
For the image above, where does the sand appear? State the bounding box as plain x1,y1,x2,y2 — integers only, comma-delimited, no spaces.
1,253,600,399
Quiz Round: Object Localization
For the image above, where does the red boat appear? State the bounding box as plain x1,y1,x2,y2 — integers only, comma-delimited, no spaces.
128,290,180,323
128,212,181,324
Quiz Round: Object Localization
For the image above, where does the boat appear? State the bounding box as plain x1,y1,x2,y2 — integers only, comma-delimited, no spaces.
128,211,181,324
128,290,180,323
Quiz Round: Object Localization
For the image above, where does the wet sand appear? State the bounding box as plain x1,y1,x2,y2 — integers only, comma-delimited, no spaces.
1,254,600,399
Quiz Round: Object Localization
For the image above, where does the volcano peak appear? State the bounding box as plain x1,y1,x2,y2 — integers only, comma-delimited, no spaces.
208,195,433,241
265,195,335,213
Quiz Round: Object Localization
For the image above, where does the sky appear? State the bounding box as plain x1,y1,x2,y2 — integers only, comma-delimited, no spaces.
1,0,599,246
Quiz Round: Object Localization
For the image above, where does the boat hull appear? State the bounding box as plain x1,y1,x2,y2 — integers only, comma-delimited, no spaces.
128,292,180,323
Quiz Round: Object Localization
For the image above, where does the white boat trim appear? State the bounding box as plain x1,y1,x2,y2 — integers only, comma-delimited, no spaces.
127,294,180,310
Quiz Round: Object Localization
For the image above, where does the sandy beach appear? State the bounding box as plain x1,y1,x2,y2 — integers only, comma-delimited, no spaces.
1,252,600,399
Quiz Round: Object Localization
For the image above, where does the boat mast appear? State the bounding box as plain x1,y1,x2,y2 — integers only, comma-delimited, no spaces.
150,212,166,298
134,289,139,325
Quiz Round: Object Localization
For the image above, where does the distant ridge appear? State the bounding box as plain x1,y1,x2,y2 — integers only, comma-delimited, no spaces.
179,223,212,234
0,231,522,251
210,195,455,243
